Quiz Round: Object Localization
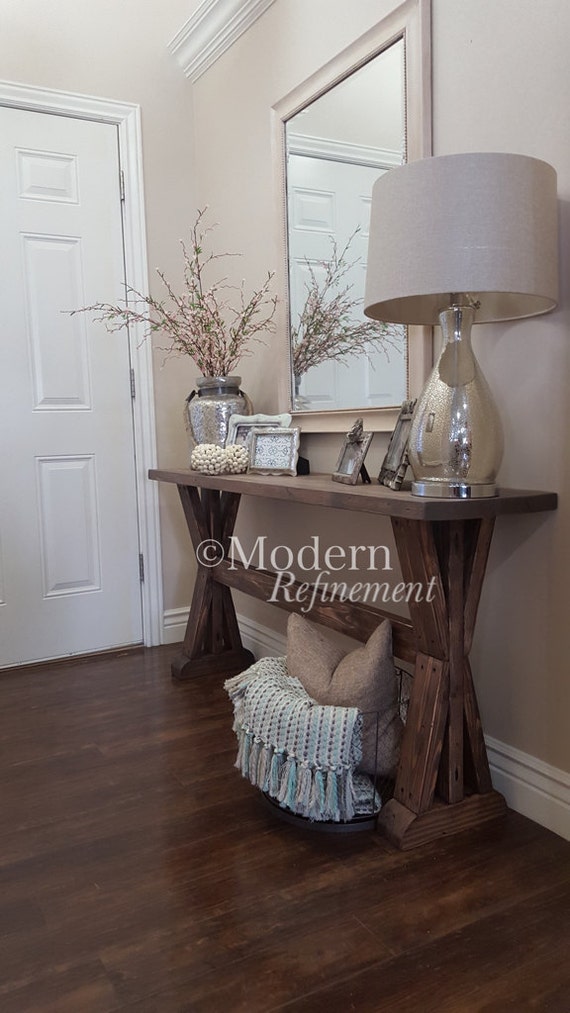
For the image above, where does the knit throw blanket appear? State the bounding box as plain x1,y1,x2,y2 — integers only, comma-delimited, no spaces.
224,657,380,823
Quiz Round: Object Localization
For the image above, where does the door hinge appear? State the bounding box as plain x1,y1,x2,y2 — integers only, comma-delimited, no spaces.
119,169,126,202
130,368,136,399
139,554,145,582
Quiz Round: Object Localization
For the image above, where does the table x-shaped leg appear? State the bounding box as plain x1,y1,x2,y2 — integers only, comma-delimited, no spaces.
170,485,255,681
377,515,506,848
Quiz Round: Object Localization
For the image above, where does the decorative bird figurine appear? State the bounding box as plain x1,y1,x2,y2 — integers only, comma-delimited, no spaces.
347,418,364,444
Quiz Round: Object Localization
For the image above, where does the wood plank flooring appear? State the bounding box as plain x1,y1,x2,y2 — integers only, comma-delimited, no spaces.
0,645,569,1012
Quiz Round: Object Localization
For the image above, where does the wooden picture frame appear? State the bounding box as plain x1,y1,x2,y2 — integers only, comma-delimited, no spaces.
332,423,373,485
378,399,417,490
248,427,300,476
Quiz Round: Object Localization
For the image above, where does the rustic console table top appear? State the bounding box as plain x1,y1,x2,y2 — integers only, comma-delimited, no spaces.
149,468,557,520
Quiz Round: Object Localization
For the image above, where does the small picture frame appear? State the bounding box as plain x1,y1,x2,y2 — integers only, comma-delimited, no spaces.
378,399,417,490
227,412,292,447
332,419,373,485
248,427,301,476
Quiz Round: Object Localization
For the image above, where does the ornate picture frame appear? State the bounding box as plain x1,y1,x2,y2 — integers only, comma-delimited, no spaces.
227,412,292,447
378,399,417,490
332,420,373,485
247,427,300,476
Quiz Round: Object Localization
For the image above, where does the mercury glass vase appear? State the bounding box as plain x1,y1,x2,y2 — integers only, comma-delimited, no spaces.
185,375,253,451
408,304,504,498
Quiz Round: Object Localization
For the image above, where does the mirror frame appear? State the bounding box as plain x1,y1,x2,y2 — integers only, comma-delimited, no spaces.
272,0,432,433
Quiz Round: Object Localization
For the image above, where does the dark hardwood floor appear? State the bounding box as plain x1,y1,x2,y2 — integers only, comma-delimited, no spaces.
0,645,569,1012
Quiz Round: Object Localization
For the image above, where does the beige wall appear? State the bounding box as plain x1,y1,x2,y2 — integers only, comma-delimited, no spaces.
187,0,570,777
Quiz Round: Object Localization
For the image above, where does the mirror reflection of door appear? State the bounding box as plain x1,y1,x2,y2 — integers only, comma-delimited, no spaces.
285,38,407,413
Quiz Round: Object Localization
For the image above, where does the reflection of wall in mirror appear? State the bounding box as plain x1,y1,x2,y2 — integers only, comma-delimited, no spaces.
285,39,407,413
290,39,404,156
288,156,407,411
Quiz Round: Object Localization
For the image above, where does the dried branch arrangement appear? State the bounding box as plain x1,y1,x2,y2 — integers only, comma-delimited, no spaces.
71,207,278,378
291,230,404,379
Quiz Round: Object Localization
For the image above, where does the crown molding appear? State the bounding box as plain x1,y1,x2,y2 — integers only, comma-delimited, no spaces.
287,132,402,169
168,0,278,83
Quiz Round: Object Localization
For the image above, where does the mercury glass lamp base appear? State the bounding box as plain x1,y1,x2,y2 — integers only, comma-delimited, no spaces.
408,303,505,503
412,480,498,499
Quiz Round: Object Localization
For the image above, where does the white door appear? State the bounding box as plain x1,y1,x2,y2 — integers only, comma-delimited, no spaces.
0,107,143,667
288,154,407,410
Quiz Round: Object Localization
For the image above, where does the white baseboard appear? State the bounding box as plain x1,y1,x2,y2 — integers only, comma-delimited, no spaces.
162,607,287,654
162,606,191,645
236,613,286,658
162,608,570,841
485,735,570,842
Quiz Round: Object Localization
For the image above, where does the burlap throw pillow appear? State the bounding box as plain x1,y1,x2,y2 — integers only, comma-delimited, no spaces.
286,613,403,777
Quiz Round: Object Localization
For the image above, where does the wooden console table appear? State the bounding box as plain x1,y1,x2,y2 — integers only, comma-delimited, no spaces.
150,468,556,849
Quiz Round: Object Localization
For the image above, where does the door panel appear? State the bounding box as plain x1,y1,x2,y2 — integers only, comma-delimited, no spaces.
288,154,407,410
0,107,143,666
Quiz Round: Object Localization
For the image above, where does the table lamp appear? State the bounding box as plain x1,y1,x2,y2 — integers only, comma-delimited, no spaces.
364,152,558,498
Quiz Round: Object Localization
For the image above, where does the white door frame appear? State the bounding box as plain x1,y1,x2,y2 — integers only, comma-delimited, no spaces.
0,80,163,647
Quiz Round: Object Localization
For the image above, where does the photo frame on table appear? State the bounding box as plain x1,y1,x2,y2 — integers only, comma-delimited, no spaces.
378,398,417,490
332,419,373,485
227,412,292,447
247,427,300,476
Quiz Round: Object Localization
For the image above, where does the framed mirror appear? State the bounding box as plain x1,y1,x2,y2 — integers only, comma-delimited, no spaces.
273,0,432,432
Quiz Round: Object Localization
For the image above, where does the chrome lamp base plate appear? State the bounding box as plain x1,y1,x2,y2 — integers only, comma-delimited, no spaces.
411,480,498,499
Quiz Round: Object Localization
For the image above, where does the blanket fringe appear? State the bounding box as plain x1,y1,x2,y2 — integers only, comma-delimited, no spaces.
268,749,283,795
232,726,368,822
309,769,326,821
